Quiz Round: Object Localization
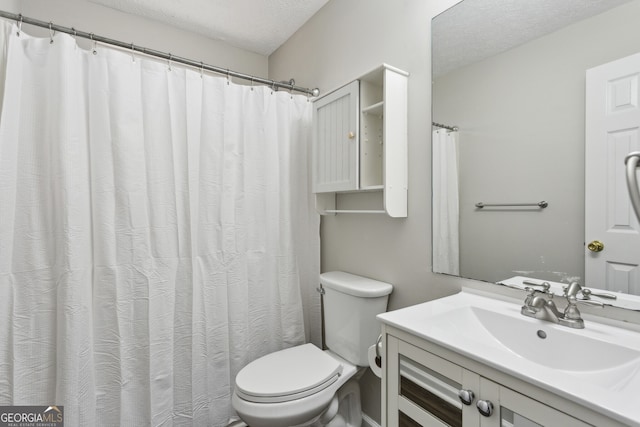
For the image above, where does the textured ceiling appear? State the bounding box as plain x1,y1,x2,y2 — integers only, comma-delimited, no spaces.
89,0,330,56
433,0,633,77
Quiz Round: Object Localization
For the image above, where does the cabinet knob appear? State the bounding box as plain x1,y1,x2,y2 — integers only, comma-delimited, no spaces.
457,389,475,406
476,399,494,417
348,131,356,139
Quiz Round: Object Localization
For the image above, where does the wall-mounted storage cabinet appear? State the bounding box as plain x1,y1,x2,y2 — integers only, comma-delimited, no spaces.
312,64,408,217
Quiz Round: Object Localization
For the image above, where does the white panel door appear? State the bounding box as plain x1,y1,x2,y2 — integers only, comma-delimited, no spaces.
312,80,359,193
585,52,640,294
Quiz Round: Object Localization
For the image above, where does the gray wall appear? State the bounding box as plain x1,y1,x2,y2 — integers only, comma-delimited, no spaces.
269,0,468,422
2,0,267,78
270,0,464,312
433,1,640,284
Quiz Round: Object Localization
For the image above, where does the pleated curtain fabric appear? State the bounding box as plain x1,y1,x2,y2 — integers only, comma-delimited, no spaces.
0,20,320,426
432,128,460,276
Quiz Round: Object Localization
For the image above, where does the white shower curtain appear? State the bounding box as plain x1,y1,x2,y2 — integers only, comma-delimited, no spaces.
432,128,460,275
0,20,320,426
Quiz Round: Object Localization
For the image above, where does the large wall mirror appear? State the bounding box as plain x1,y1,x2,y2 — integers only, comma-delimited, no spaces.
432,0,640,297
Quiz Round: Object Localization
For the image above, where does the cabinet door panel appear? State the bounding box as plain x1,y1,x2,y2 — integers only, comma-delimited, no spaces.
312,80,359,193
399,411,422,427
400,376,462,427
398,397,451,427
492,380,592,427
396,341,464,427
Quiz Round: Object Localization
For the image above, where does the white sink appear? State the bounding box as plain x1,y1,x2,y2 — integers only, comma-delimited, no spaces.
377,289,640,425
450,305,640,372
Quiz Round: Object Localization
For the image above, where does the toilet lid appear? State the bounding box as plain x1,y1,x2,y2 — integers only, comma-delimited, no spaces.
235,344,343,403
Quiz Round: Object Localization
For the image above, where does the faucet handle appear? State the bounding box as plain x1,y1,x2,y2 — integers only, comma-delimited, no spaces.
523,285,551,301
575,298,604,308
565,294,604,310
580,288,617,301
523,280,551,293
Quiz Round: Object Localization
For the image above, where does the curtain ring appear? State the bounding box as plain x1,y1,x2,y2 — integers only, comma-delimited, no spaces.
16,14,22,37
168,53,172,72
71,28,77,50
226,69,230,85
290,83,294,99
90,33,97,55
48,22,54,44
200,61,204,78
130,43,136,62
250,77,254,91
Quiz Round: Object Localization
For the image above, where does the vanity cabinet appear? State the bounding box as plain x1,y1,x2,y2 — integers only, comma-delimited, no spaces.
312,64,408,217
382,328,624,427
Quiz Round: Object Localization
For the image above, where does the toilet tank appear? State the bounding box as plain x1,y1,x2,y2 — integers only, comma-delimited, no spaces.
320,271,393,366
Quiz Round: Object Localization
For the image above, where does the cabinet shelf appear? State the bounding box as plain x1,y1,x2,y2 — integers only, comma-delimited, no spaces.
362,101,384,116
323,209,387,214
312,64,408,217
360,184,384,191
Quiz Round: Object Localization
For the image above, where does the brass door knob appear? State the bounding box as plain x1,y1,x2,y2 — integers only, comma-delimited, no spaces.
348,131,356,139
587,240,604,252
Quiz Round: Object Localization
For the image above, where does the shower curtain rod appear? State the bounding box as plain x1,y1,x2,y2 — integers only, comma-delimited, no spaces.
432,122,458,132
0,10,320,97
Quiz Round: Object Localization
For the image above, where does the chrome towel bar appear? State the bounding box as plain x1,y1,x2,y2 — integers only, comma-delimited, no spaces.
475,201,548,209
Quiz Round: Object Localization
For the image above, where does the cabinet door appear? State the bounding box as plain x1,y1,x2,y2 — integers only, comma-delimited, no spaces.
389,339,466,427
312,80,359,193
488,380,591,427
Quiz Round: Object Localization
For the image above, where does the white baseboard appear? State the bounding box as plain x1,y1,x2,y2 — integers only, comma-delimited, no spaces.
361,412,381,427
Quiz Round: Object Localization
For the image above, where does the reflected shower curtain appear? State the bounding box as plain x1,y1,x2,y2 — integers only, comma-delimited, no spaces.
0,20,320,426
432,128,460,275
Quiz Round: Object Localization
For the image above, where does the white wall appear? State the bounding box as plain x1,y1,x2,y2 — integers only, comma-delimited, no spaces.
269,0,468,422
434,1,640,284
1,0,267,78
1,1,18,13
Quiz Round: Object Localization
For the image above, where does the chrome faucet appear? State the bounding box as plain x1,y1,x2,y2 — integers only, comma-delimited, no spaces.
520,281,608,329
522,292,563,322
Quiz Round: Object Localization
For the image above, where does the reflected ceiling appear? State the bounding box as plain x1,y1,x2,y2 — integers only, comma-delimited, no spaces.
432,0,632,77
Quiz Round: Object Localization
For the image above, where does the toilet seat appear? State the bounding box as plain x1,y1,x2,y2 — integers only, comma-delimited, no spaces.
235,344,343,404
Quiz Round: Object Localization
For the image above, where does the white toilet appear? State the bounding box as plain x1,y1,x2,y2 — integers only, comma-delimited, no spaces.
232,271,393,427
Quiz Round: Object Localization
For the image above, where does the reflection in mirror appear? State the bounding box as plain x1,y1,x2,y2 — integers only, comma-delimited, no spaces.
431,0,640,298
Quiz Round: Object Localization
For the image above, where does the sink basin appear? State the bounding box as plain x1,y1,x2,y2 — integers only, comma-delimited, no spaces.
377,289,640,425
470,306,640,372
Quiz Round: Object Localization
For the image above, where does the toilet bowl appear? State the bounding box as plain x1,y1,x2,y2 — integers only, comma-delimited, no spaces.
231,344,358,427
232,272,393,427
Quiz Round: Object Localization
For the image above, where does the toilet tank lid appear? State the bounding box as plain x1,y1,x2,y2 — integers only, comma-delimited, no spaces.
320,271,393,298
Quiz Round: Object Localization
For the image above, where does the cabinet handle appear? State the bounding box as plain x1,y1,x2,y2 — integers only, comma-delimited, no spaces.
457,389,475,406
476,399,494,417
348,131,356,139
